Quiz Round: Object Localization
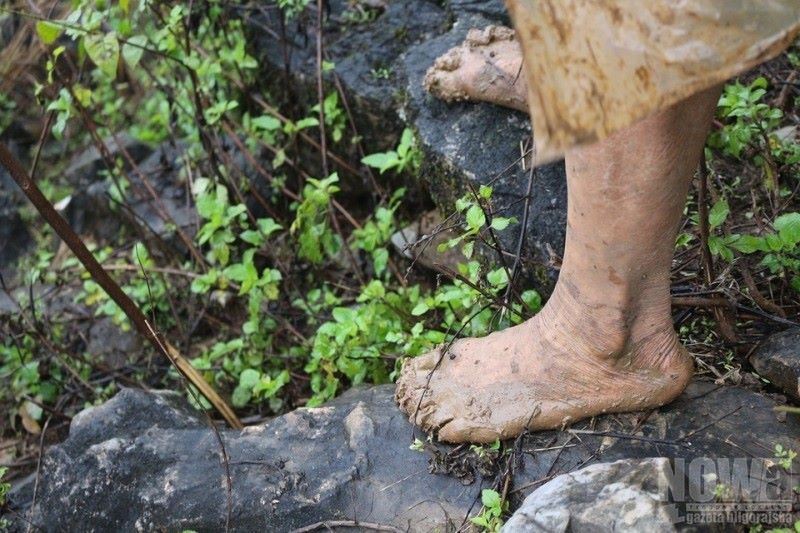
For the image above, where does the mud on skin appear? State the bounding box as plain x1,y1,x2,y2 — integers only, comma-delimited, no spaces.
398,34,722,442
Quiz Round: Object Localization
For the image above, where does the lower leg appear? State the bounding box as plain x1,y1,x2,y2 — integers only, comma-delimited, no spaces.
395,86,722,443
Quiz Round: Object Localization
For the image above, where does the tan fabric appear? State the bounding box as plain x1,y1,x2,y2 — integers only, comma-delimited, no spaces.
505,0,800,163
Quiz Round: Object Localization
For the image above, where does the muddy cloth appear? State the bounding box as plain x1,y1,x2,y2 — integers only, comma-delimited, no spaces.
505,0,800,163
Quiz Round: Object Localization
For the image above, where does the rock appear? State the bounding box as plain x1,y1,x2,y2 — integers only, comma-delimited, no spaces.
402,13,567,294
64,141,197,246
86,317,143,370
21,380,799,531
751,328,800,400
249,0,448,156
250,1,567,294
502,458,680,532
390,209,465,272
513,381,799,505
63,133,152,187
27,386,485,532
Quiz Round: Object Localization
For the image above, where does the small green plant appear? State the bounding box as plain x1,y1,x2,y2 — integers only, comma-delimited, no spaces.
750,520,800,533
311,91,347,144
470,489,506,532
470,439,501,459
704,201,800,292
0,466,10,505
708,77,800,192
774,444,797,471
361,128,421,174
370,66,392,80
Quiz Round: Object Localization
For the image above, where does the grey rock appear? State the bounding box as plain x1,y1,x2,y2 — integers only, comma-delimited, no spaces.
64,141,197,245
86,317,143,370
28,386,482,532
751,328,800,400
250,0,448,156
22,380,800,532
514,381,799,505
402,14,567,294
502,458,680,533
63,132,152,187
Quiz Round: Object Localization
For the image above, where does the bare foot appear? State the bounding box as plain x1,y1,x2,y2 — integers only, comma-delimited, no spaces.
423,25,529,113
395,286,693,443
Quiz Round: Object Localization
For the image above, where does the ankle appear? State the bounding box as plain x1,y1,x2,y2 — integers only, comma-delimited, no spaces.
536,280,676,362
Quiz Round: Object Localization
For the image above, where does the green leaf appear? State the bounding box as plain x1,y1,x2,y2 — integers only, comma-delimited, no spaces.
465,205,486,231
239,368,260,390
490,217,515,231
240,230,263,246
251,115,281,131
486,268,508,287
410,301,429,316
775,213,800,247
257,218,282,237
84,32,120,78
481,489,501,509
231,384,252,407
36,21,63,45
121,35,147,69
731,234,767,254
708,199,729,229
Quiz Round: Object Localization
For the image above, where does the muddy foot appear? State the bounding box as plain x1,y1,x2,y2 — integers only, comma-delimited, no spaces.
395,293,693,443
423,25,529,113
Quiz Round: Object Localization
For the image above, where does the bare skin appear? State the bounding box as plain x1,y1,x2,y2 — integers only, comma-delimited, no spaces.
423,25,529,113
396,30,722,443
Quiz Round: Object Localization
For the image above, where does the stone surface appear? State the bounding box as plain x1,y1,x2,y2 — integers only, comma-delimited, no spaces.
250,0,448,155
15,380,799,531
402,13,567,293
64,141,197,245
63,133,152,188
0,140,32,277
390,209,465,272
503,458,680,533
751,328,800,400
250,0,568,293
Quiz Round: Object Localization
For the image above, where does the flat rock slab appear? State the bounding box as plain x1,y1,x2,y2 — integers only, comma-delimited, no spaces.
18,380,798,532
751,328,800,400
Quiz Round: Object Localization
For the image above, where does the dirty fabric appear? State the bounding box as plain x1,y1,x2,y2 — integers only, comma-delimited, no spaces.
505,0,800,163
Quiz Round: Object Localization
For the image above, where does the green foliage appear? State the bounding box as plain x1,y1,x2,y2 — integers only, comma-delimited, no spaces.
361,128,421,174
470,489,506,532
0,466,9,505
774,444,797,471
705,201,800,291
708,77,800,192
290,174,342,264
15,0,545,420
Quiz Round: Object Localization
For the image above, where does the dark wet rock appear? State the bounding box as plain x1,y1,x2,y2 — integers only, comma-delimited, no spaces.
250,1,566,293
63,133,152,187
0,141,33,277
513,381,798,504
751,328,800,400
64,141,197,245
22,380,799,531
249,0,448,155
503,458,681,532
402,14,567,294
28,386,483,532
86,317,143,370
